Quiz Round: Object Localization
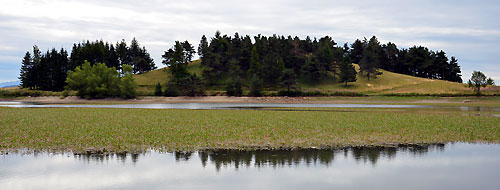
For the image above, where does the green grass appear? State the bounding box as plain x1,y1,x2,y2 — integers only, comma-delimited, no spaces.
133,60,202,95
133,61,498,96
299,64,478,95
1,107,498,154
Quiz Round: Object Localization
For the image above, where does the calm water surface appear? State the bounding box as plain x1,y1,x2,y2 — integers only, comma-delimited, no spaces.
1,101,499,112
1,143,499,190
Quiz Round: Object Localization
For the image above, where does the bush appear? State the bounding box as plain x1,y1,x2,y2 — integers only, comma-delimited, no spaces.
226,77,243,97
164,82,179,97
65,61,137,99
154,82,163,96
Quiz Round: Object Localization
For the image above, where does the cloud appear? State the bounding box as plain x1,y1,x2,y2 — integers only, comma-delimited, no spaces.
0,0,498,83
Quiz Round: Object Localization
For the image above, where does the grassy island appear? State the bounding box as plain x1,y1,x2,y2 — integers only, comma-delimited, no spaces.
1,106,498,154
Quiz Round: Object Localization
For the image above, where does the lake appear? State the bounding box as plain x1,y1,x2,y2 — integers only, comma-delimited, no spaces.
1,101,499,112
1,143,499,190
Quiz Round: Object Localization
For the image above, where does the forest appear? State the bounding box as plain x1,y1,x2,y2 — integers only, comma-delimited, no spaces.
193,31,462,85
19,38,156,91
19,32,463,97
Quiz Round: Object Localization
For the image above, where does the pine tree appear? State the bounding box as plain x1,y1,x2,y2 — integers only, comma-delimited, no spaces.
248,45,261,77
226,77,243,96
162,41,189,80
249,74,263,97
280,68,298,93
19,52,33,89
359,36,381,80
154,82,163,96
301,55,324,81
350,39,364,64
339,57,357,86
198,35,209,58
447,57,462,83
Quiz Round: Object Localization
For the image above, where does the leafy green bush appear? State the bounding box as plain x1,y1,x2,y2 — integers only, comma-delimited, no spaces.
65,61,137,99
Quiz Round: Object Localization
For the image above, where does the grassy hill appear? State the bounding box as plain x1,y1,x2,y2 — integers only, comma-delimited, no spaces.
134,60,495,96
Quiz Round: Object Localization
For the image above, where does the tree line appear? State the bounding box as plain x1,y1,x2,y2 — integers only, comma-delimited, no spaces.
19,38,156,91
196,32,462,86
19,32,465,97
349,37,462,82
159,31,462,96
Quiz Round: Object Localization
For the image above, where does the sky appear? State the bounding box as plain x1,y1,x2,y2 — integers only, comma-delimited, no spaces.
1,0,499,83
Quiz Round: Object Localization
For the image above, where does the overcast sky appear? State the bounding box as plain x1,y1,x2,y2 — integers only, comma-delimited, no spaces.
1,0,499,83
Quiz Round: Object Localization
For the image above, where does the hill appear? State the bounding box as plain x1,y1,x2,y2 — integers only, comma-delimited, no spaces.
0,80,20,88
134,60,494,96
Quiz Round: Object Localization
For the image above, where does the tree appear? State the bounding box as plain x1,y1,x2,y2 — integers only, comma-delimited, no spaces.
116,39,131,71
65,61,136,99
225,77,243,96
120,64,137,99
467,71,494,95
66,61,120,98
162,41,189,80
261,54,284,85
381,42,399,72
280,69,298,93
339,57,357,86
447,57,463,83
198,35,209,58
163,81,180,97
154,82,163,96
19,51,33,89
359,36,381,80
248,45,261,77
301,55,325,81
129,38,156,74
248,73,263,96
178,74,204,96
315,36,336,75
350,39,364,64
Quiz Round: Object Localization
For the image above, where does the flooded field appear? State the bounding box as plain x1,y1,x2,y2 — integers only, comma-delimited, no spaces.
1,143,499,190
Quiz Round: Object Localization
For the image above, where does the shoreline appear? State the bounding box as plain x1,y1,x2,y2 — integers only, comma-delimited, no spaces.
2,142,456,155
1,95,499,107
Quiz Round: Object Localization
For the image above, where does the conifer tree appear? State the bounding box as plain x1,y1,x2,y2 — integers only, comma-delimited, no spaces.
19,52,33,89
339,57,357,86
359,36,381,80
154,82,163,96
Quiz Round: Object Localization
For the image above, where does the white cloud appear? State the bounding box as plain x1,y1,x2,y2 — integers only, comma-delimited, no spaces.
0,0,499,82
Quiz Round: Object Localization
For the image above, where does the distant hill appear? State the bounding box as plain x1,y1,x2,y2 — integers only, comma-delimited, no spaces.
133,60,491,95
0,80,20,88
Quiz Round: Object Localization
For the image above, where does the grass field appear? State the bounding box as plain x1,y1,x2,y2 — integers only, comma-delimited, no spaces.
133,60,497,96
1,107,498,154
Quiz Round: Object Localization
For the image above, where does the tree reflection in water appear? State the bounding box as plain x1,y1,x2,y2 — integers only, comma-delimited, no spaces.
70,144,445,171
173,144,446,171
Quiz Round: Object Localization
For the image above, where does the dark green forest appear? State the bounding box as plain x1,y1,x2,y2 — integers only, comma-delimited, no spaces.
19,38,156,91
193,31,462,86
19,32,463,96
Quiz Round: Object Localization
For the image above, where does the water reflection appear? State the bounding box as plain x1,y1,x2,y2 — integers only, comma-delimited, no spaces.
170,144,446,171
74,152,141,164
1,143,499,190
